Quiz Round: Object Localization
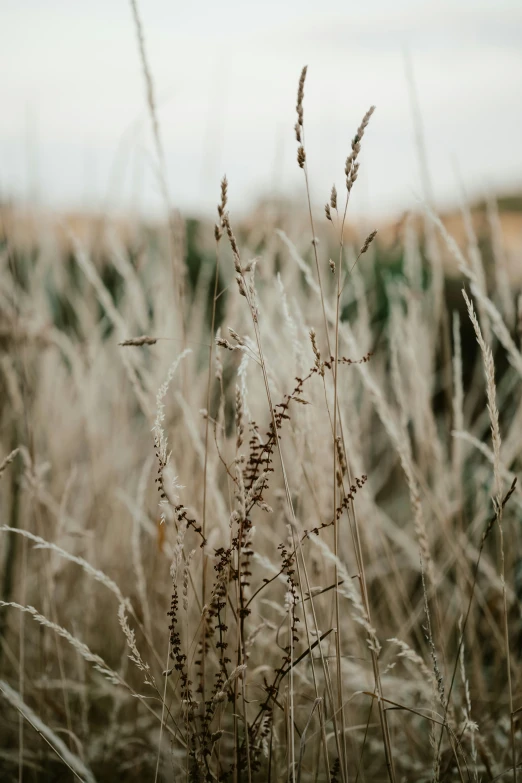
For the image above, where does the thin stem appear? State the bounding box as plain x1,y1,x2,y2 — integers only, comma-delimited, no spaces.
200,239,221,708
154,633,172,783
498,509,517,783
333,226,348,776
300,119,395,783
435,479,517,770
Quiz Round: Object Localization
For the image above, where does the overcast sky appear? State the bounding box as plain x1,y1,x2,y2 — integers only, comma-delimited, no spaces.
1,0,521,220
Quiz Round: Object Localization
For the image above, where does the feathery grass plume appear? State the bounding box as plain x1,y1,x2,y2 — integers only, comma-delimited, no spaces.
211,665,247,706
153,349,192,521
0,602,122,685
390,312,409,430
462,291,502,504
277,272,306,374
276,230,321,296
387,638,436,689
72,234,153,418
343,318,442,770
462,289,517,780
0,526,126,604
71,234,128,334
311,537,381,655
470,282,522,378
341,324,435,583
118,602,154,685
0,679,97,783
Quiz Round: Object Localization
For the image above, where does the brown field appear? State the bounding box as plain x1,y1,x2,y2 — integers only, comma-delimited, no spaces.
1,36,522,783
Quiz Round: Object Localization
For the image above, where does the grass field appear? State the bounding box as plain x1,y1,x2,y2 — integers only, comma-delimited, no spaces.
1,20,522,783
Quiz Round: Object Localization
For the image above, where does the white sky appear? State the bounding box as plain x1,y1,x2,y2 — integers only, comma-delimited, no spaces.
1,0,521,220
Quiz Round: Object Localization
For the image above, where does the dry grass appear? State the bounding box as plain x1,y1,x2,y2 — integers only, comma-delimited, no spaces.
1,51,522,783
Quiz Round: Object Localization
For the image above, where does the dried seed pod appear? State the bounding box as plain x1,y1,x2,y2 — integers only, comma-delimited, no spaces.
296,65,307,127
360,229,377,255
118,335,157,347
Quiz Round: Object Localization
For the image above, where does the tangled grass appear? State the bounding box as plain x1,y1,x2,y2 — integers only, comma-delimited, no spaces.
1,47,522,783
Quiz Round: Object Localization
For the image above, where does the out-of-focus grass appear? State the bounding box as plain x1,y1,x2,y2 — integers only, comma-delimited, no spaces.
0,187,521,782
